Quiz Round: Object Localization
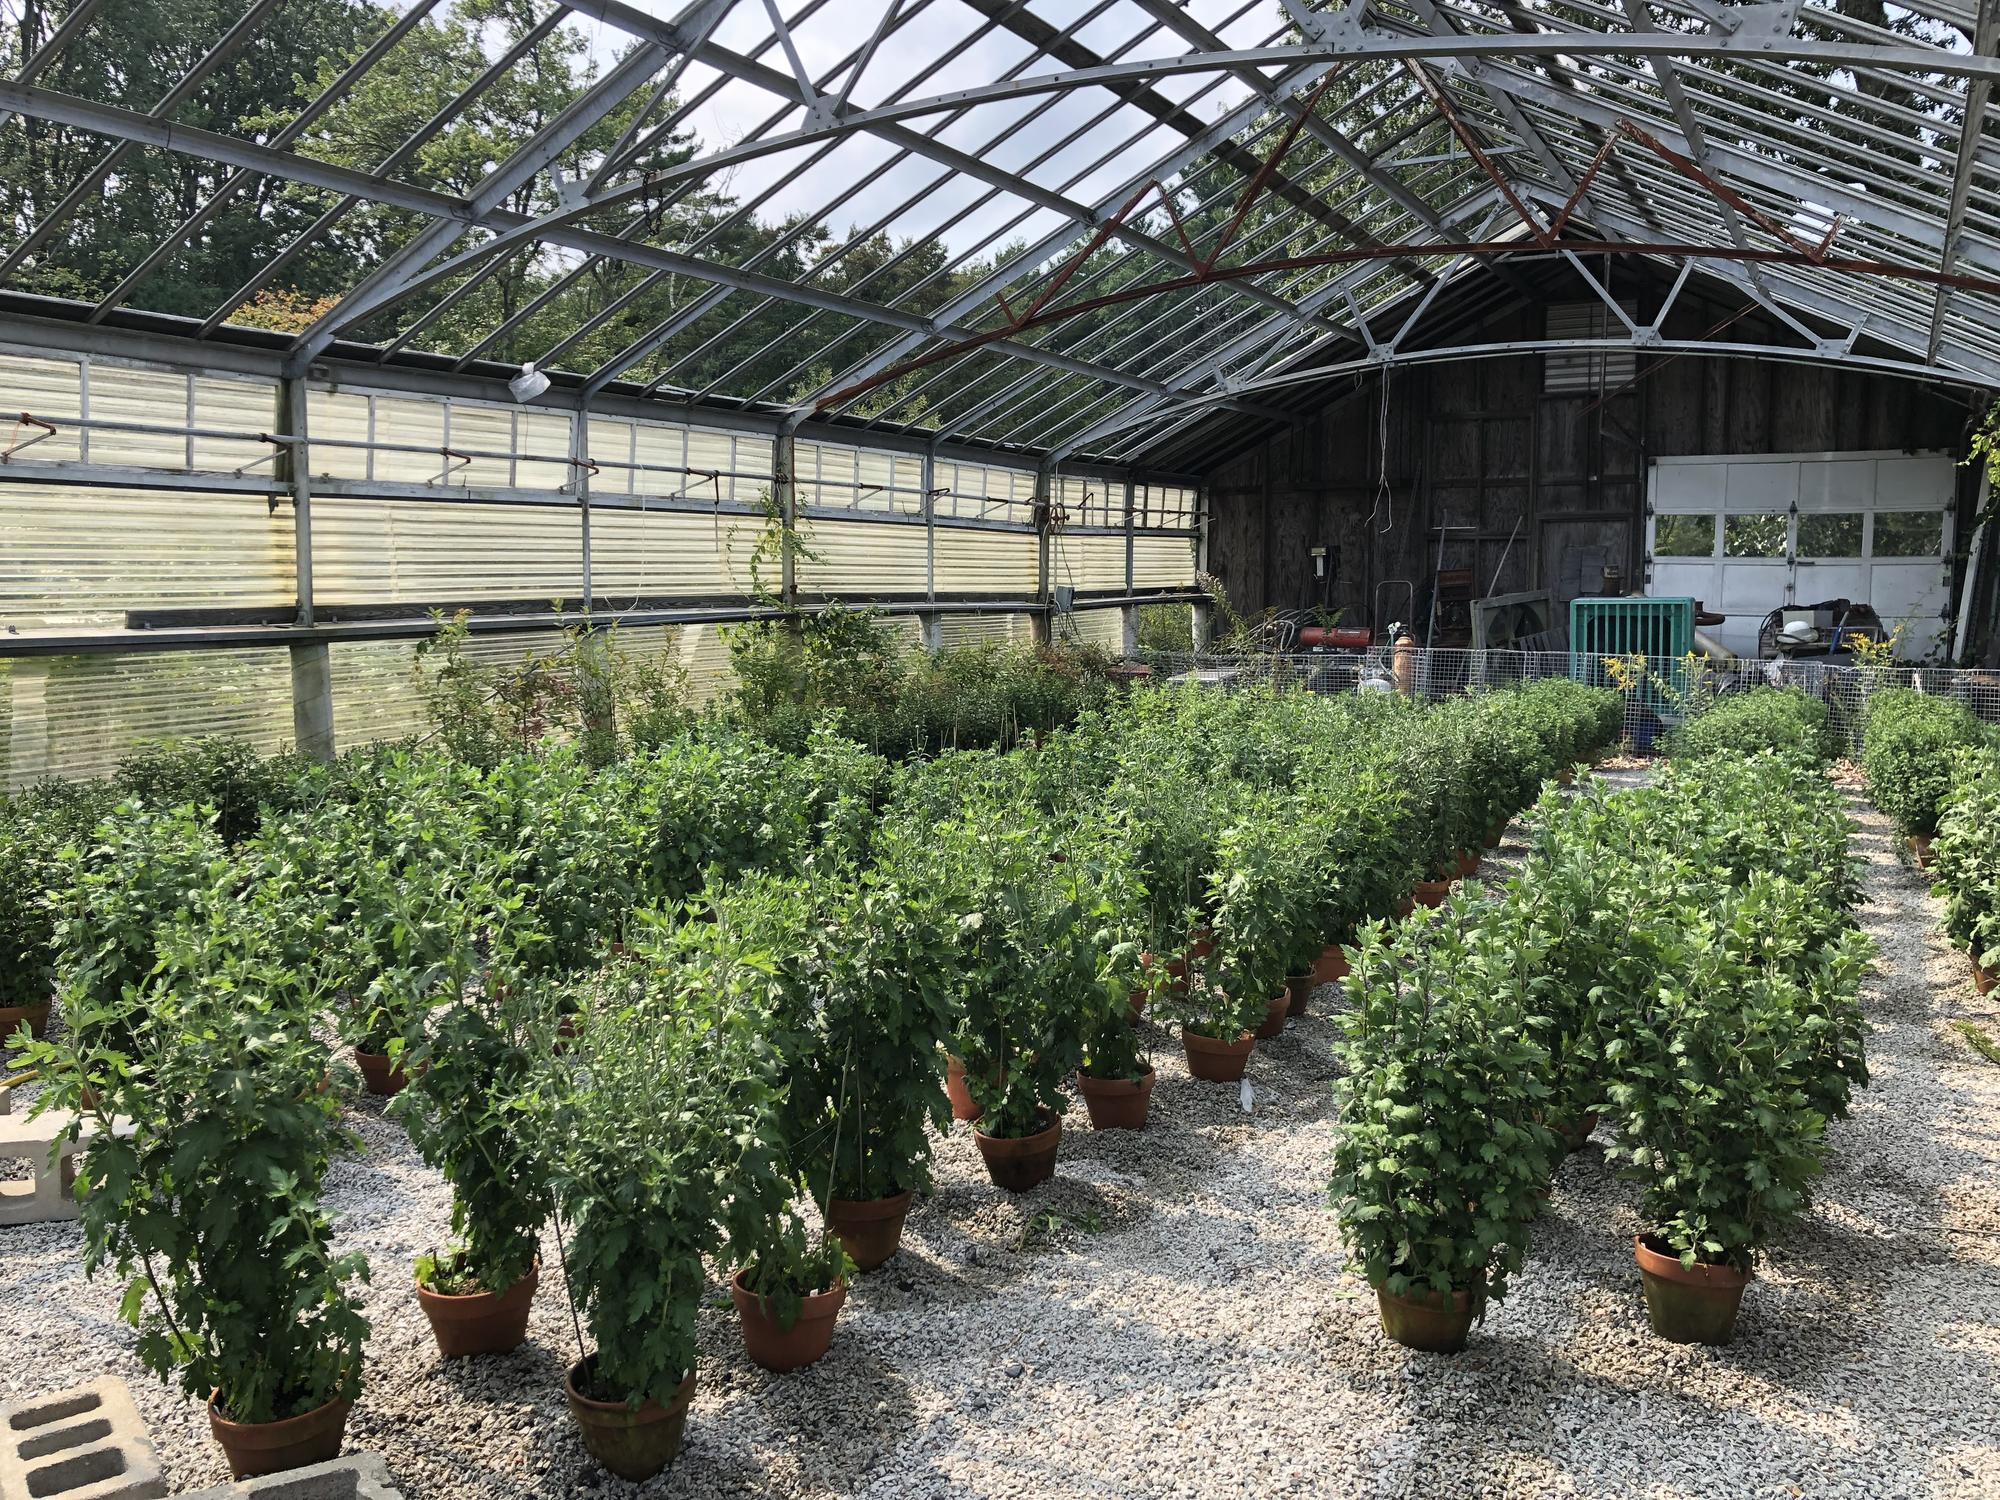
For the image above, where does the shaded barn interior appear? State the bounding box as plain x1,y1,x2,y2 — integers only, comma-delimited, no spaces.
1191,260,1992,655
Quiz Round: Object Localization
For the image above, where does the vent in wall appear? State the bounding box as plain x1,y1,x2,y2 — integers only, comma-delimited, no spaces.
1544,301,1638,393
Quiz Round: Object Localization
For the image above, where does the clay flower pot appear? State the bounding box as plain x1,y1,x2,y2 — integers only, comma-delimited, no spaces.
1554,1112,1600,1154
1394,896,1416,918
1254,990,1290,1041
731,1271,846,1372
1633,1235,1750,1346
207,1392,351,1479
1557,769,1576,788
1078,1067,1155,1130
1482,818,1508,849
1313,944,1350,988
1974,958,1995,997
1412,878,1452,909
354,1046,408,1097
1284,971,1314,1017
825,1189,915,1271
1375,1284,1473,1353
416,1260,538,1359
943,1053,981,1122
0,1000,51,1045
973,1111,1061,1191
565,1358,695,1482
1182,1027,1254,1083
1454,849,1480,878
1908,834,1935,869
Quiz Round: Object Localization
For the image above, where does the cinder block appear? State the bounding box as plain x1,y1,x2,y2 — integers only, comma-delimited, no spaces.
0,1108,87,1226
0,1377,165,1500
177,1454,404,1500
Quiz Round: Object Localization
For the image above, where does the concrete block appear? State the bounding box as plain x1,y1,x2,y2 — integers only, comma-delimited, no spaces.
0,1108,86,1226
0,1377,165,1500
178,1454,404,1500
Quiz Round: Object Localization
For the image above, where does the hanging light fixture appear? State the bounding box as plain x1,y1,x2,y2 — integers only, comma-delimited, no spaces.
508,361,550,403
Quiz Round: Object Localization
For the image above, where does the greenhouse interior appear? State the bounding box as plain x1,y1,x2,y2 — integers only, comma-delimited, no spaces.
2,0,2000,1496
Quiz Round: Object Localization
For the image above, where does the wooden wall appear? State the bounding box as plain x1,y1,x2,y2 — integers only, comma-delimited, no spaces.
1201,276,1980,639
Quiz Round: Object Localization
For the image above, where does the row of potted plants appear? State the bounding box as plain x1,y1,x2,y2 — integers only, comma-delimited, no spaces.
1331,751,1873,1352
1930,744,2000,995
7,676,1625,1482
1860,687,1993,863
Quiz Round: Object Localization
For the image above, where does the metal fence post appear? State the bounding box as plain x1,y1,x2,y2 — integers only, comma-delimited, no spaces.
280,374,334,761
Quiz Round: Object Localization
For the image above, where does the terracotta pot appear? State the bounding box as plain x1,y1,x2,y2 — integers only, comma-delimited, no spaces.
973,1112,1061,1191
416,1260,538,1359
565,1358,695,1482
207,1393,351,1480
1182,1027,1254,1082
1634,1235,1750,1346
731,1270,846,1372
1454,849,1480,878
1557,769,1576,788
0,1000,50,1044
1412,878,1452,909
1375,1284,1473,1353
1482,818,1508,849
1974,958,1995,997
1313,944,1350,988
1284,971,1314,1017
1254,990,1290,1041
1394,896,1416,918
1555,1111,1600,1154
354,1046,408,1097
944,1053,981,1123
1908,834,1935,869
1078,1067,1155,1130
826,1189,915,1271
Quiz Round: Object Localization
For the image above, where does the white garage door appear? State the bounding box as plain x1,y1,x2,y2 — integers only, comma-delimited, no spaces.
1645,451,1955,658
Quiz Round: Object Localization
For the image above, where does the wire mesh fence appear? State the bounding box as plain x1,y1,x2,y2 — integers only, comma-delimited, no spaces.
1133,647,2000,756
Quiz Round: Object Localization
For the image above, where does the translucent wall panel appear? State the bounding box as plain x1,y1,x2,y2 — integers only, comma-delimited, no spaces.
937,611,1034,646
797,441,924,513
587,415,773,504
797,518,928,595
0,483,293,629
1049,532,1128,592
1060,607,1126,650
1056,474,1120,527
589,508,762,599
306,385,575,491
1,648,294,789
311,500,586,606
1132,535,1198,589
936,460,1034,524
0,351,276,474
932,526,1038,595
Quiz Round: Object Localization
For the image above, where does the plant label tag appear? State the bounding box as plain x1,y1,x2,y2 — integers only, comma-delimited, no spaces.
1238,1079,1254,1114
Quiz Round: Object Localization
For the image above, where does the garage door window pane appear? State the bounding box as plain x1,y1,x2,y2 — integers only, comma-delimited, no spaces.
1871,511,1943,557
1722,514,1787,558
1654,514,1713,557
1798,512,1862,557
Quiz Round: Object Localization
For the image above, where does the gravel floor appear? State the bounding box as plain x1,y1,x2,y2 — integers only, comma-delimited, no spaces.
4,783,1999,1498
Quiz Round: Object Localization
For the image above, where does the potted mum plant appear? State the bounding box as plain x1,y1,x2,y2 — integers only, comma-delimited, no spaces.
1605,893,1836,1346
21,871,367,1478
949,815,1132,1189
1078,1009,1154,1129
726,1202,853,1373
1160,819,1292,1080
537,944,780,1481
390,985,552,1358
0,779,114,1044
1330,901,1560,1352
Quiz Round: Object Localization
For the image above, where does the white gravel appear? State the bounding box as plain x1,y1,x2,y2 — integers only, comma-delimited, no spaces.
4,785,1998,1498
